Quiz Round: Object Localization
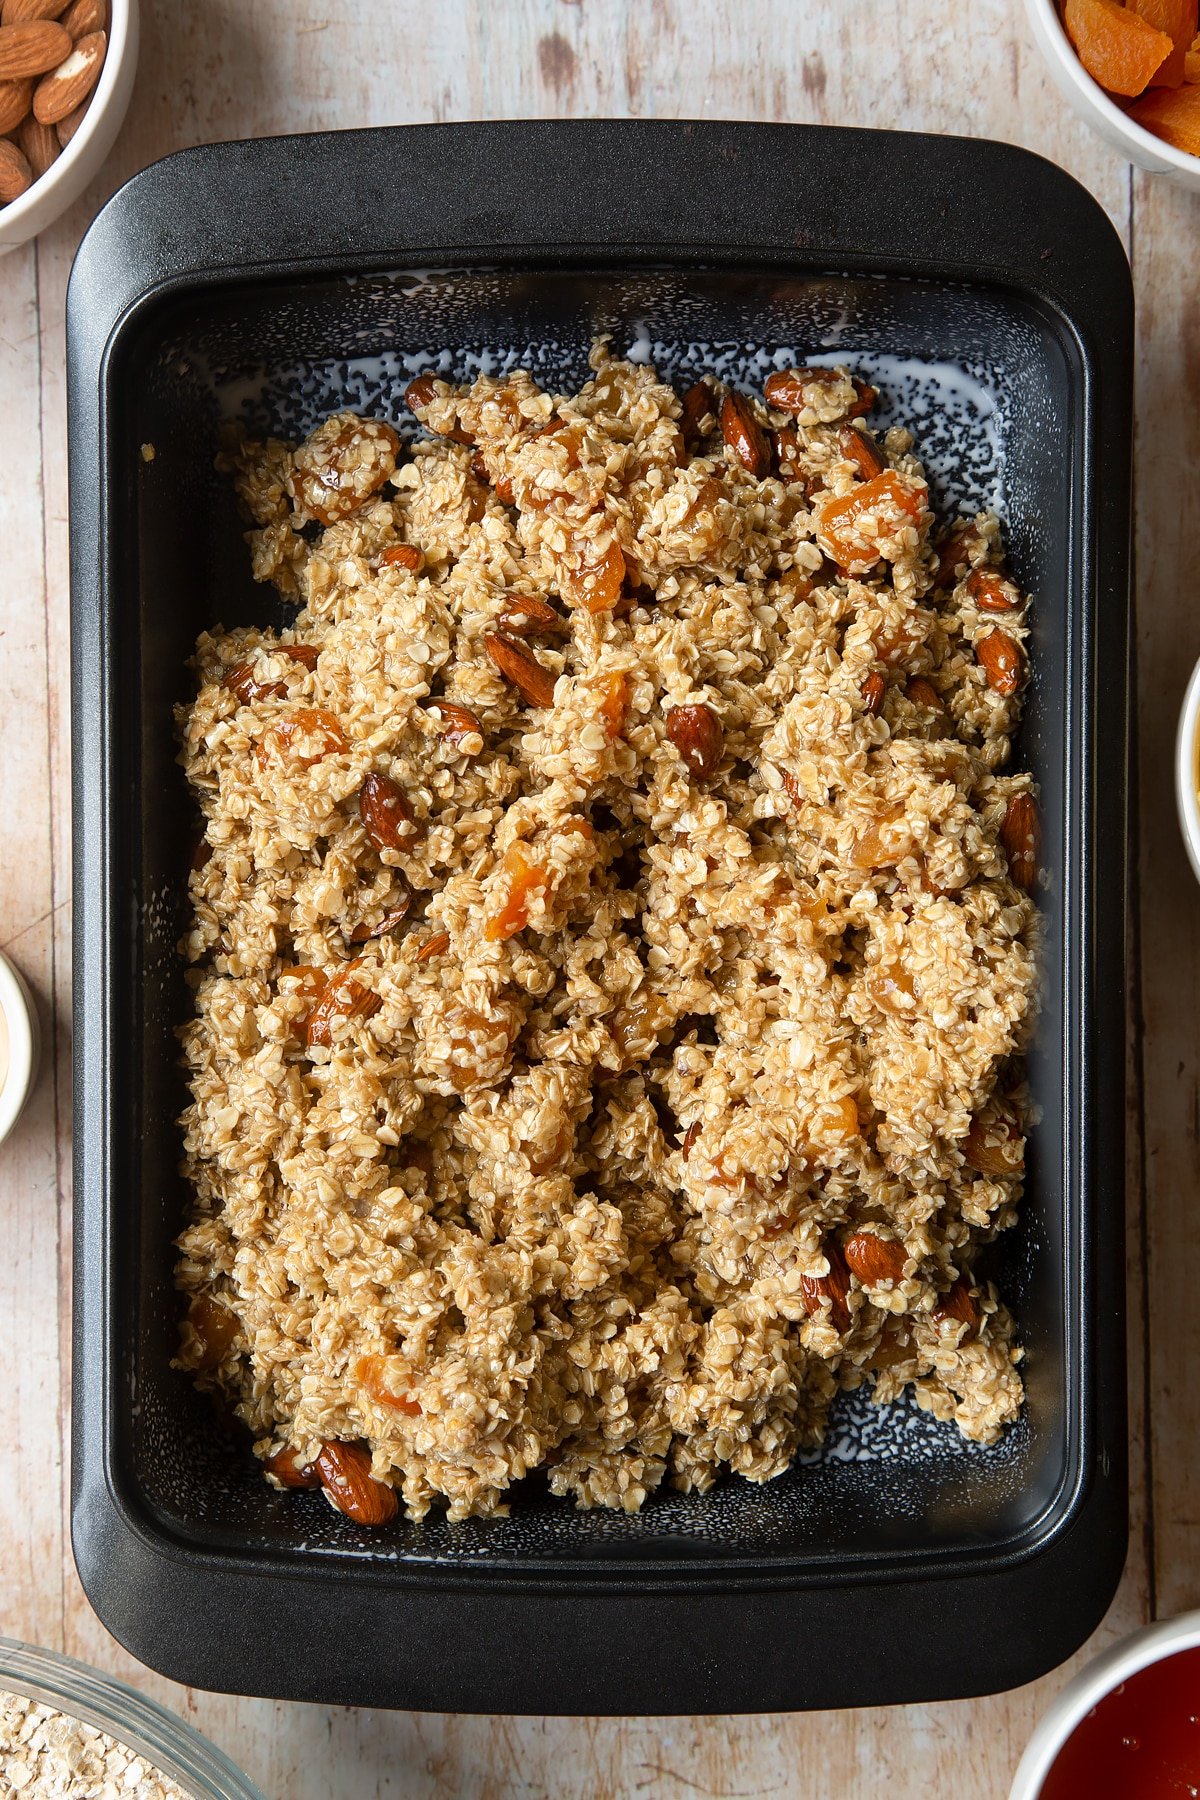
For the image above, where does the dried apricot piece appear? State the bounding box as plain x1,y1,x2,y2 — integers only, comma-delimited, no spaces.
559,540,626,615
1063,0,1173,95
256,707,347,769
597,670,630,742
356,1354,422,1415
1130,77,1200,146
815,472,926,575
486,841,552,942
187,1294,239,1370
1129,0,1197,83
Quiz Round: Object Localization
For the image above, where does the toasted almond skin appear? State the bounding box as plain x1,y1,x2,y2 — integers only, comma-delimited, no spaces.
860,671,886,715
16,107,57,174
32,25,103,122
427,699,484,751
800,1242,852,1333
0,73,30,130
720,390,771,478
934,1277,980,1332
968,566,1021,612
0,17,69,76
678,378,717,447
975,626,1025,696
315,1440,398,1526
498,595,565,638
962,1112,1024,1176
53,91,86,141
843,1231,907,1285
358,770,421,852
666,702,724,780
905,675,942,710
0,135,32,200
484,630,557,708
60,0,103,34
264,1445,320,1490
840,425,885,479
1001,792,1040,889
1,0,69,24
379,542,421,571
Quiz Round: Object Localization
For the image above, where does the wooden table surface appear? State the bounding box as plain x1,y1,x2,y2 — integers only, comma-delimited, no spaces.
1,1,1192,1793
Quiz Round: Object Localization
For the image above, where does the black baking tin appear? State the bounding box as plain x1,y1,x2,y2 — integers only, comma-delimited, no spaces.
68,121,1132,1713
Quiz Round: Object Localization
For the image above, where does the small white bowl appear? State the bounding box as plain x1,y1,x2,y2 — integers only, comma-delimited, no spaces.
1177,659,1200,885
1024,0,1200,190
0,949,39,1147
0,0,139,258
1009,1611,1200,1798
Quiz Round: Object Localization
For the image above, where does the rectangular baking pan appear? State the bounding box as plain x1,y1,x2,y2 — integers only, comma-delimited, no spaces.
68,120,1132,1713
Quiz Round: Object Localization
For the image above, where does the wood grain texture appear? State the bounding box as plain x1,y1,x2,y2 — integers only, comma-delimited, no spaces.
0,1,1165,1794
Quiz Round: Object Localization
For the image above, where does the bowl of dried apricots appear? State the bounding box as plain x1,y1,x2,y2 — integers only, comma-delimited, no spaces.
1026,0,1200,181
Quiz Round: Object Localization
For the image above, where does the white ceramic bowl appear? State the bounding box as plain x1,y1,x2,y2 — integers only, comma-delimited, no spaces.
1024,0,1200,189
1010,1611,1200,1797
0,0,139,257
0,948,38,1147
1177,658,1200,886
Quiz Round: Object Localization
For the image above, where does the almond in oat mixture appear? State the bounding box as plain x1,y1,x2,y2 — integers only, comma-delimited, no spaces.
174,343,1038,1523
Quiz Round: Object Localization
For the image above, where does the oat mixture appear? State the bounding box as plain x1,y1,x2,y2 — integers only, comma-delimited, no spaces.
175,344,1039,1524
0,1692,191,1799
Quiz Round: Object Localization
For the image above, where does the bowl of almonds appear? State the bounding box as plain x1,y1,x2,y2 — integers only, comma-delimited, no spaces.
0,0,137,255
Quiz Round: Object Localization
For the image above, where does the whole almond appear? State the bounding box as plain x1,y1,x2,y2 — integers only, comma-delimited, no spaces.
426,699,484,752
53,90,86,141
33,25,102,122
800,1241,852,1334
1,0,69,23
666,702,724,780
860,671,886,715
497,595,565,638
678,378,717,447
968,567,1021,613
358,770,421,852
315,1440,398,1526
839,424,885,480
0,17,69,76
0,135,32,201
1001,792,1040,890
975,626,1024,696
0,73,30,131
843,1231,908,1286
720,389,770,477
934,1277,980,1333
263,1444,320,1490
17,108,57,175
60,0,102,34
484,630,556,708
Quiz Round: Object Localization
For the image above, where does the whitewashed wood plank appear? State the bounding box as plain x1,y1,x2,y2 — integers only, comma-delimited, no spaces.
0,239,65,1649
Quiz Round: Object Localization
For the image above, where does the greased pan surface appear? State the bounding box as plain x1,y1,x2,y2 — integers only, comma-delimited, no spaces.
68,121,1131,1712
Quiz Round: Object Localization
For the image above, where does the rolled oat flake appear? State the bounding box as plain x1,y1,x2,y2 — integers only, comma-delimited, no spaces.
0,1690,192,1799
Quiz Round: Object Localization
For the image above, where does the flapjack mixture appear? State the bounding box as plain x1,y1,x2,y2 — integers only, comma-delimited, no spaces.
175,344,1039,1524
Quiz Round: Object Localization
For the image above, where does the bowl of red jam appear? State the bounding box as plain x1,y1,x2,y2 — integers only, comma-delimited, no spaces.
1011,1616,1200,1799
